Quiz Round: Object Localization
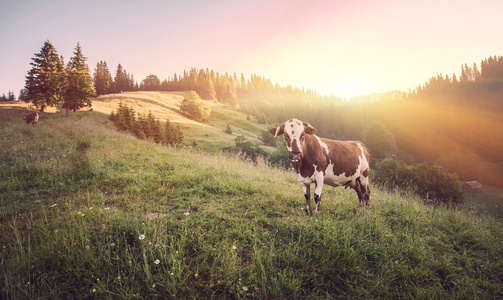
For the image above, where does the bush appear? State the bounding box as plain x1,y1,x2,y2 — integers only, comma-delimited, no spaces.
224,123,233,134
180,91,211,121
375,157,463,204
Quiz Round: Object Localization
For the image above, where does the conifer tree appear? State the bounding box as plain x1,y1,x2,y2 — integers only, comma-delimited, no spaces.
114,64,128,92
25,41,67,111
63,43,96,114
94,61,113,95
198,69,217,101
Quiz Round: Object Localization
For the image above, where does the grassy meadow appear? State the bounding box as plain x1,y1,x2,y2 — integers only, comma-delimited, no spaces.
1,94,503,299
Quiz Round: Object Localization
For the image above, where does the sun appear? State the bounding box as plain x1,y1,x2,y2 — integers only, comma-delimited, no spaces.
335,82,363,99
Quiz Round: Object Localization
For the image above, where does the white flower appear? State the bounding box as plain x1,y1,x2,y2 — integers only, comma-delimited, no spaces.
183,212,190,216
232,246,237,250
139,234,145,240
154,259,160,264
242,286,248,291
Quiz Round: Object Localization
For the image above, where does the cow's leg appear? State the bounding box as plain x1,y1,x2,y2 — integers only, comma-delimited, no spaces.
354,178,364,206
314,174,324,213
303,184,311,215
360,173,371,207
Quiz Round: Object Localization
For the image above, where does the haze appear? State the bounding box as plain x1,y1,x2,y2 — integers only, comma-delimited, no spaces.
1,0,503,98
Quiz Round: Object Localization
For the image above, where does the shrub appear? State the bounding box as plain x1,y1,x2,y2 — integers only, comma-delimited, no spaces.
224,123,233,134
375,157,463,204
180,91,211,121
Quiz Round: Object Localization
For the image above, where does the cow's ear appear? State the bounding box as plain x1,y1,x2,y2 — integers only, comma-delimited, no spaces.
269,123,285,137
303,122,316,135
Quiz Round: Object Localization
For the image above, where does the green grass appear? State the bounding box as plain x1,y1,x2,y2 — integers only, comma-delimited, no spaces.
1,101,503,299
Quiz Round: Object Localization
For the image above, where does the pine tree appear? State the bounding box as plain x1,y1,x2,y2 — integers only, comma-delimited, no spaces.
114,64,128,92
472,63,481,81
25,41,67,111
8,91,16,101
94,61,113,95
198,69,217,101
63,43,96,114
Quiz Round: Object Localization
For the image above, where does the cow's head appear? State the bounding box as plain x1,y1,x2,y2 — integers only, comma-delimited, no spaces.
269,119,316,165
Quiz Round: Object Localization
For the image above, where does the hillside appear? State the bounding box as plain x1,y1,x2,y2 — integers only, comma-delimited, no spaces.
1,99,503,298
91,91,272,152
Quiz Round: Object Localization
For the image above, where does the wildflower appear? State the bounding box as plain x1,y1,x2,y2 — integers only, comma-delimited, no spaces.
176,250,179,254
170,273,174,276
232,246,237,250
255,287,259,291
242,286,248,291
195,273,198,277
97,278,100,281
152,284,156,288
90,207,93,210
117,276,120,279
155,259,160,264
104,207,110,210
316,235,319,238
184,212,190,216
85,245,90,251
229,271,232,274
110,243,115,247
147,240,152,245
82,214,85,217
213,245,217,248
139,234,145,240
228,281,232,285
92,289,96,293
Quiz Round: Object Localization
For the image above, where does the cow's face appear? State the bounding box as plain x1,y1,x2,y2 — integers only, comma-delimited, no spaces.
269,119,316,165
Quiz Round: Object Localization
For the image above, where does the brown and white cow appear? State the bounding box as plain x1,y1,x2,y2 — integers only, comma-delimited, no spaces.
23,112,39,125
270,119,370,214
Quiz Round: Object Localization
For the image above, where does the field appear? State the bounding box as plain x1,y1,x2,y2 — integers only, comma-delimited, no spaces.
1,93,502,299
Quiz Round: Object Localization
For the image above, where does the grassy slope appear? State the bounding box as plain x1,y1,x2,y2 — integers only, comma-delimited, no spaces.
92,91,271,152
1,97,502,299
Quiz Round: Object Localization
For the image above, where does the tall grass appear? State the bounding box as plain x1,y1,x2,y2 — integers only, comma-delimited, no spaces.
1,107,502,298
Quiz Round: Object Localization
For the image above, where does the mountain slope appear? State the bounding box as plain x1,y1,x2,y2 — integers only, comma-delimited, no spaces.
91,91,271,152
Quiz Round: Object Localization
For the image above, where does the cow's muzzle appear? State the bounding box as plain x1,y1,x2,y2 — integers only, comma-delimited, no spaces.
289,151,302,163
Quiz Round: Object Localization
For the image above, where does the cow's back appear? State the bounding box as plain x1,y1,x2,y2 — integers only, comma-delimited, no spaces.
319,138,369,187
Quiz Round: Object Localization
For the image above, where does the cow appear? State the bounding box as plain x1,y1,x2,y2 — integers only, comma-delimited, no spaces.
270,119,371,215
23,112,39,125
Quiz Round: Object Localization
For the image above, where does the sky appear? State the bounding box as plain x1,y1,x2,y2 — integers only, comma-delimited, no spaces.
1,0,503,99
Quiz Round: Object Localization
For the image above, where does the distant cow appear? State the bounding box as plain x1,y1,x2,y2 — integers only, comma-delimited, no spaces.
270,119,371,214
23,112,39,125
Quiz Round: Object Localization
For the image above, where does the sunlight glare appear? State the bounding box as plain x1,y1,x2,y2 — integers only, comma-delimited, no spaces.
335,81,363,99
